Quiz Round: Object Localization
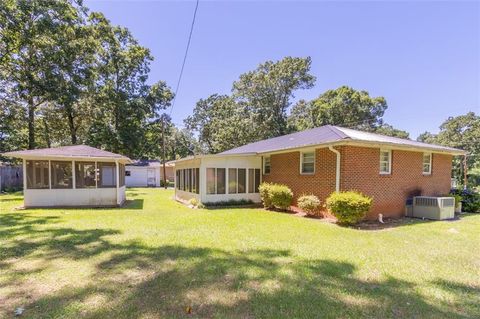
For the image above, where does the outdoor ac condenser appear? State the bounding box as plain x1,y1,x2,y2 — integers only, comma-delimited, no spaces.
412,196,455,220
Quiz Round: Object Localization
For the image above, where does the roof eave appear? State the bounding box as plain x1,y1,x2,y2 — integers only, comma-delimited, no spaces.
1,153,133,163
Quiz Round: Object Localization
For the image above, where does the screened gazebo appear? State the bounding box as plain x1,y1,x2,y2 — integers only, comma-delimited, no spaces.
2,145,132,207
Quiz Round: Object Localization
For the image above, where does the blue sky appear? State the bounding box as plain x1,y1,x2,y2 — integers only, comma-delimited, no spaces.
85,0,479,138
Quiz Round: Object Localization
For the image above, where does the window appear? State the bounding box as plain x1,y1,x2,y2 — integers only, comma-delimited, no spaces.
254,169,260,193
216,168,226,194
248,169,255,193
423,153,432,175
192,169,196,194
380,149,392,174
264,156,271,174
98,162,116,187
185,169,190,192
51,161,73,189
207,168,228,195
180,169,184,191
75,162,96,188
119,164,125,187
189,168,193,192
26,160,49,189
301,152,315,174
246,168,261,193
176,170,180,189
228,168,237,194
237,168,246,193
206,168,216,194
195,168,200,194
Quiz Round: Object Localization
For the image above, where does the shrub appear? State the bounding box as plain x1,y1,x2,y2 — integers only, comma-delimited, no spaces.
298,195,321,217
270,184,293,210
259,182,273,209
326,191,373,225
450,188,480,213
258,182,293,211
447,193,462,209
203,199,254,208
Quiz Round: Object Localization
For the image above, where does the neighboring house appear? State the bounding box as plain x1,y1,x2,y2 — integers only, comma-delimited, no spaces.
174,125,464,219
125,160,174,187
2,145,131,207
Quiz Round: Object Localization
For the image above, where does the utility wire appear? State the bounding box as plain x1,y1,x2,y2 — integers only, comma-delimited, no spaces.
169,0,199,116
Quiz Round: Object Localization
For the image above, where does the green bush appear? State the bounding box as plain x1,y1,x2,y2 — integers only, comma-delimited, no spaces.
298,195,321,217
203,199,254,207
259,182,273,209
270,184,293,210
326,191,373,225
258,182,293,211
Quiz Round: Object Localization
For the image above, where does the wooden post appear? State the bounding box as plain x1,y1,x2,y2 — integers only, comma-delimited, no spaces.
463,154,468,190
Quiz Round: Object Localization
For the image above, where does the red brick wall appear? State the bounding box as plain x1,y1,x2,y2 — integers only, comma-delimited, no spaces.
340,146,452,218
263,148,337,204
263,145,453,220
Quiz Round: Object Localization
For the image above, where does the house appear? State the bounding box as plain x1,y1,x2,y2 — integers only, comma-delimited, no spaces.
125,160,174,187
2,145,131,207
174,125,465,219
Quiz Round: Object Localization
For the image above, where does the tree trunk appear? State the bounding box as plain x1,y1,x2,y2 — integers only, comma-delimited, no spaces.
66,109,77,145
28,97,35,149
43,117,51,148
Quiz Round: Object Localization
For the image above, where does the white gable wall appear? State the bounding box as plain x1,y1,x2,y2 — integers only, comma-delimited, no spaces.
125,166,160,187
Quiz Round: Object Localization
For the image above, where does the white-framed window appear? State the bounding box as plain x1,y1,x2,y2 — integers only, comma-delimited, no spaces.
206,168,226,194
263,156,271,175
379,149,392,174
300,151,315,174
423,153,432,175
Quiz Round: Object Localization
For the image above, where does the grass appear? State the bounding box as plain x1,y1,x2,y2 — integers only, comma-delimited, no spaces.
0,188,479,319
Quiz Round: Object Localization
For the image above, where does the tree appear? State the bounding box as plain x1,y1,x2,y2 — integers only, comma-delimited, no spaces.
185,94,252,153
233,56,316,140
85,13,174,158
0,0,91,148
288,86,387,132
417,112,480,186
375,124,410,139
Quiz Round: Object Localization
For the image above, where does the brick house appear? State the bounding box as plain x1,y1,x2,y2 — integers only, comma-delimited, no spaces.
174,125,464,219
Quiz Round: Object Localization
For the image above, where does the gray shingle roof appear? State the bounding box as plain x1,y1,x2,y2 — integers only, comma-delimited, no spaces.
220,125,464,155
2,145,131,160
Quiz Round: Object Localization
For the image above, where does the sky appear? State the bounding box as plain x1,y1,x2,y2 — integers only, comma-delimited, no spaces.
85,0,480,139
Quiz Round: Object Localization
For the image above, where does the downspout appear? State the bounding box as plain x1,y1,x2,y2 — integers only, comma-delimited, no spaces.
328,146,340,192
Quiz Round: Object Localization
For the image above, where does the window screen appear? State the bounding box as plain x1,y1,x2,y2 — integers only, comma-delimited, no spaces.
238,168,246,193
248,169,255,193
228,168,237,194
254,169,260,193
75,162,96,188
51,161,73,189
26,160,49,189
98,162,116,187
216,168,226,194
206,168,216,194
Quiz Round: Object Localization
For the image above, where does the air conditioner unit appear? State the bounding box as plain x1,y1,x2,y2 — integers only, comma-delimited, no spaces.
412,196,455,220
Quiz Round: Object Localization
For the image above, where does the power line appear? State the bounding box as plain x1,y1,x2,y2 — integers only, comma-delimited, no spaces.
169,0,199,116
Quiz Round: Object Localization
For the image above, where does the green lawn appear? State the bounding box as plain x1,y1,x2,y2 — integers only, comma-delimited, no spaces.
0,189,479,319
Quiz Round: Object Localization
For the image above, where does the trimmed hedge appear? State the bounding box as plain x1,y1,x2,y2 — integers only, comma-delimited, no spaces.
298,195,321,217
326,191,373,225
259,182,293,211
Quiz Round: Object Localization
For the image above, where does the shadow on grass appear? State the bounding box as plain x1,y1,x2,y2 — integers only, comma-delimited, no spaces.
1,213,478,319
120,199,144,210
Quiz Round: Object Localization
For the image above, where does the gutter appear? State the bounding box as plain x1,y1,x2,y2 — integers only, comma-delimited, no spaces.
328,146,341,192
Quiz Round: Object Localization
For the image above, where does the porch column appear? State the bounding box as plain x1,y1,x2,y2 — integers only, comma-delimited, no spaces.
115,160,120,205
72,160,76,189
22,159,27,190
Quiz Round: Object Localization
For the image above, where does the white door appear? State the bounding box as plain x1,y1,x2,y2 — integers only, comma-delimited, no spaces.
147,169,156,187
